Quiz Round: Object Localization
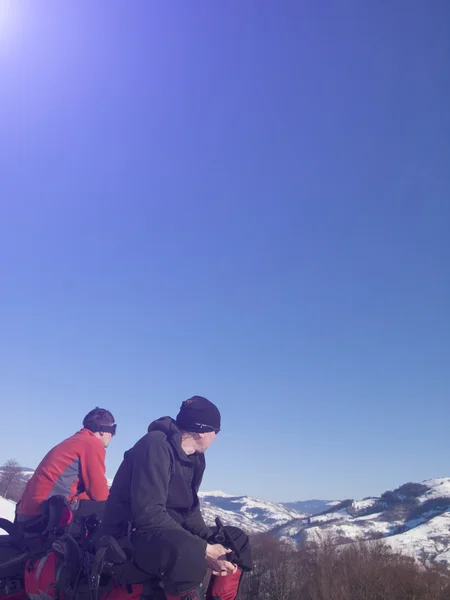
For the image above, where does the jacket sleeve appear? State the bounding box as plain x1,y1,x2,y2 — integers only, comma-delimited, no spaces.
130,437,207,550
182,454,211,539
79,441,109,501
183,502,212,540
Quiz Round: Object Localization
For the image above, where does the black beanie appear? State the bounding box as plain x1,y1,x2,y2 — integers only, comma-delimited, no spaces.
175,396,221,433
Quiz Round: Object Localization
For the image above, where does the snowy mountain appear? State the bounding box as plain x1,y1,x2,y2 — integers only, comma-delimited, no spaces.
273,478,450,564
4,470,450,565
199,490,307,533
282,499,340,516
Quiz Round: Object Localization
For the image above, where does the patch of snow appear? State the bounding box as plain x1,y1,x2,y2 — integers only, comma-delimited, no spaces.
0,497,17,533
417,478,450,504
199,491,235,498
353,498,378,511
384,511,450,562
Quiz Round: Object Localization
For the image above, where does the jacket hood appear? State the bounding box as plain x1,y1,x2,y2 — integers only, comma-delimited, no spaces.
147,416,190,462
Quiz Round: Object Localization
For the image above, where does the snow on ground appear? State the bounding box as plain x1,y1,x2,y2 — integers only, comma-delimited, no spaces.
198,490,234,498
0,497,16,533
417,478,450,503
3,478,450,565
200,493,306,533
303,518,396,545
237,496,303,520
275,478,450,565
384,511,450,562
201,500,269,533
311,510,348,523
353,498,379,511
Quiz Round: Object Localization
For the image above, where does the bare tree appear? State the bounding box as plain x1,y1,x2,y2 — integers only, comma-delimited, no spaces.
240,534,304,600
239,534,450,600
0,458,24,500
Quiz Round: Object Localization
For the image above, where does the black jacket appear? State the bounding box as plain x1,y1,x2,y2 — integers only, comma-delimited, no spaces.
102,417,211,547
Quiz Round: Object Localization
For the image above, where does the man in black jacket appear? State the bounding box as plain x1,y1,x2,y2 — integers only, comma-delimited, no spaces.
102,396,237,600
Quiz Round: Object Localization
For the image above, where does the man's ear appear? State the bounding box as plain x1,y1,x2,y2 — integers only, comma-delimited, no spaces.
196,432,205,439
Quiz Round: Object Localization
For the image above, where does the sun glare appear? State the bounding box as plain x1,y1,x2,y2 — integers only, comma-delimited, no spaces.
0,0,17,39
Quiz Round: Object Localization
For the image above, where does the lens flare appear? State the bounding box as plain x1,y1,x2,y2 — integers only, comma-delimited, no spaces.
0,0,17,40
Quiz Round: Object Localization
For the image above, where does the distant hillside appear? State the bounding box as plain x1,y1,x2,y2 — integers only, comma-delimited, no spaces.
282,499,340,515
5,467,450,565
199,490,307,533
273,478,450,564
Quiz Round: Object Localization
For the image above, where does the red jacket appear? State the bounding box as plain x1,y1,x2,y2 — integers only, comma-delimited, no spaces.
17,428,109,517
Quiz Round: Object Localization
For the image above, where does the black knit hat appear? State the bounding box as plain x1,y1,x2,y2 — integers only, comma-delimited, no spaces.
175,396,221,433
83,407,116,434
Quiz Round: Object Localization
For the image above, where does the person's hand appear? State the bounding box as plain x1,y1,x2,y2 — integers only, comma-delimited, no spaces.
206,543,229,560
206,556,237,576
205,543,237,576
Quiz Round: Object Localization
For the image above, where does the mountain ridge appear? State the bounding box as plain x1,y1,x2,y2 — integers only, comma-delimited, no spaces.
3,467,450,564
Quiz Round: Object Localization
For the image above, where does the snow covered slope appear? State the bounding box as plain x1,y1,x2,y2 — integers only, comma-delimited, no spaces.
0,497,17,534
199,491,307,533
0,489,306,537
282,499,339,516
274,478,450,564
3,477,450,565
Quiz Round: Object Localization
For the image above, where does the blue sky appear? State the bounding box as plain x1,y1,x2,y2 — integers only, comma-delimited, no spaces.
0,1,449,502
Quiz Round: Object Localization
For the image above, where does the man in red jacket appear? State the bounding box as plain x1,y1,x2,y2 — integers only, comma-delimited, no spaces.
16,407,116,528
